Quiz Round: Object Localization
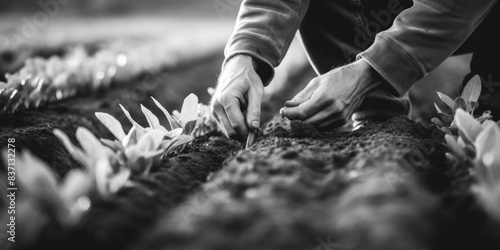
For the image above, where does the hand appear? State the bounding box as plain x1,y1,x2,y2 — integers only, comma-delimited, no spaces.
281,59,383,129
211,55,264,140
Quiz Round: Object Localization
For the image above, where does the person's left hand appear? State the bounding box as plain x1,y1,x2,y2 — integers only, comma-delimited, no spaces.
280,59,384,129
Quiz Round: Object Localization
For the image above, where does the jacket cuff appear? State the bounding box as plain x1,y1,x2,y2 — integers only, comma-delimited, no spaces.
358,36,425,97
224,35,277,86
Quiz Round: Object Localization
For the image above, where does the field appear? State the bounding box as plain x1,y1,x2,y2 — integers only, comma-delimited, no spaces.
0,10,499,250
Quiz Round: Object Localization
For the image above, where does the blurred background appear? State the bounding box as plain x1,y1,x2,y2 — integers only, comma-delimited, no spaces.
0,0,235,16
0,0,471,124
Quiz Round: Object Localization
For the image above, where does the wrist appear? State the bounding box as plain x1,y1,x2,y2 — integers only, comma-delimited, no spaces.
226,54,258,70
355,59,382,87
354,58,399,95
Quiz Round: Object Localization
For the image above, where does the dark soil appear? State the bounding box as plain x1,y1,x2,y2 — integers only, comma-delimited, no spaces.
136,117,500,250
0,54,240,250
1,54,499,250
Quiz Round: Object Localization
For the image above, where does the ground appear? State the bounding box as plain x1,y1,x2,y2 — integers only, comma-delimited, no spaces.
0,14,499,250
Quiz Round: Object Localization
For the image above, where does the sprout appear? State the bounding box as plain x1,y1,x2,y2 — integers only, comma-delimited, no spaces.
95,93,215,175
471,121,500,221
432,75,491,135
4,151,93,244
53,127,130,196
441,105,500,222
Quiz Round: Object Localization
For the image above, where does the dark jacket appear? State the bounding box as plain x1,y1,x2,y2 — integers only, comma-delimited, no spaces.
224,0,497,96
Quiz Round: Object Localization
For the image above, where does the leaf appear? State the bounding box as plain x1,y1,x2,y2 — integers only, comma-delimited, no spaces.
136,129,165,152
15,151,58,195
453,97,467,113
95,159,113,196
449,126,459,135
108,168,131,194
463,145,476,159
173,110,182,121
437,92,455,109
186,118,204,135
14,151,67,224
482,120,497,129
445,134,466,159
165,128,184,139
184,119,198,135
195,117,203,128
461,75,482,103
164,134,193,154
139,150,165,159
475,121,500,164
434,103,443,113
438,113,454,124
95,112,126,141
440,127,453,135
122,126,137,147
457,135,467,148
141,105,161,130
151,96,181,130
468,102,479,113
120,104,145,130
76,127,112,168
478,110,493,123
101,139,125,152
76,127,103,154
54,129,88,167
431,117,446,128
59,170,94,206
123,147,161,174
180,93,199,127
455,109,483,143
446,152,459,162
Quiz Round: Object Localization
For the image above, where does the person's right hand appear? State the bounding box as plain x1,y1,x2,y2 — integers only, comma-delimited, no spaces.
211,55,264,140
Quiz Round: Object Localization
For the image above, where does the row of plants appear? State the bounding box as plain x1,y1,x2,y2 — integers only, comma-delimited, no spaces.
0,39,195,114
431,75,500,221
2,93,218,246
0,48,126,114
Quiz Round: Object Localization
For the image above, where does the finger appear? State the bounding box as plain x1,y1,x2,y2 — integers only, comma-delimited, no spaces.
245,87,263,131
213,103,237,138
352,110,400,121
224,101,248,139
285,81,319,107
317,115,349,130
211,108,230,137
281,98,324,120
316,105,353,130
304,108,332,125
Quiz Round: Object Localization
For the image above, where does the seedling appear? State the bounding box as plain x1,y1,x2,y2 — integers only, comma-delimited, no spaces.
432,75,492,135
53,127,131,196
5,151,94,244
470,120,500,221
442,109,500,222
95,94,215,175
0,48,126,114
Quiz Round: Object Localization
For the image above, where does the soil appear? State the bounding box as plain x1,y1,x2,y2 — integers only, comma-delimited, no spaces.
1,54,499,250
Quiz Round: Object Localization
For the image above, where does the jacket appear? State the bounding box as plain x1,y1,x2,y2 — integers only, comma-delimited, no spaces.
224,0,498,96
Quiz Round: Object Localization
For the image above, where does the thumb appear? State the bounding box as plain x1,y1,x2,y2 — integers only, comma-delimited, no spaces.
246,87,263,131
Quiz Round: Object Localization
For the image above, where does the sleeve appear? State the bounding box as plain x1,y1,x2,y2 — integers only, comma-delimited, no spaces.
224,0,310,85
358,0,498,96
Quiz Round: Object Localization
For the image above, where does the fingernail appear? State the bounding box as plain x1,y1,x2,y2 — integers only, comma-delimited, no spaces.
252,121,260,128
279,108,285,117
